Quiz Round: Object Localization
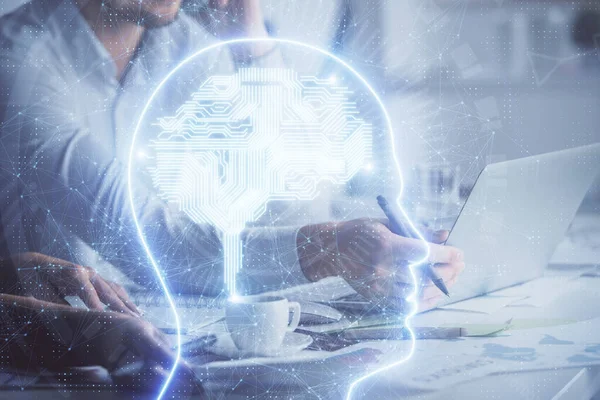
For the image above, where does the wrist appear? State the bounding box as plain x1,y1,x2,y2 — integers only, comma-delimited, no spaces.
241,5,268,37
244,20,269,40
230,26,274,62
297,222,340,282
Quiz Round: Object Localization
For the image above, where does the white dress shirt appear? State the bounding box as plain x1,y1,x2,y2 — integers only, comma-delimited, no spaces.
0,0,313,296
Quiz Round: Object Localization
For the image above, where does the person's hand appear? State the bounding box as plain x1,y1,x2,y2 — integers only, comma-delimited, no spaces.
99,318,201,395
0,295,182,380
8,252,140,316
199,0,268,39
86,312,175,370
111,358,203,396
414,228,465,311
196,0,276,60
68,308,202,395
297,219,465,312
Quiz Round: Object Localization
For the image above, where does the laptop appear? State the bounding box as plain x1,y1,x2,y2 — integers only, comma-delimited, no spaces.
440,143,600,306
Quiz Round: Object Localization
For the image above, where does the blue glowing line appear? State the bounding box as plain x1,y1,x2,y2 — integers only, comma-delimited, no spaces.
127,37,429,400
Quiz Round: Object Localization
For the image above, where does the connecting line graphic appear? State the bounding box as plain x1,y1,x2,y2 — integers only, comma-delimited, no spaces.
127,38,427,400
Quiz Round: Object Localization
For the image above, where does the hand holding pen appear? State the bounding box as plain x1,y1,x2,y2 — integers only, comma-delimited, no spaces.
298,200,464,312
377,195,464,303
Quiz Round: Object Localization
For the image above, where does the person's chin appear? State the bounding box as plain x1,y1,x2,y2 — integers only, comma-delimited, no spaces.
139,5,181,28
140,10,179,29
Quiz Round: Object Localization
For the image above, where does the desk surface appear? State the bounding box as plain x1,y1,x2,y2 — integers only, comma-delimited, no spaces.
193,268,600,400
2,212,600,400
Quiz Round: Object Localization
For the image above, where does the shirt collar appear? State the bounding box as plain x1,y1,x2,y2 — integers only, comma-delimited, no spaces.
54,0,118,84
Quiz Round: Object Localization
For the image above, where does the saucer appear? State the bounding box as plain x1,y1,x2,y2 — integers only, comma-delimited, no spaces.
211,331,313,359
265,331,313,356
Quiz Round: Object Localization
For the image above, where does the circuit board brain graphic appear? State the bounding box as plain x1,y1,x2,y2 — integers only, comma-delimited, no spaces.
149,68,373,233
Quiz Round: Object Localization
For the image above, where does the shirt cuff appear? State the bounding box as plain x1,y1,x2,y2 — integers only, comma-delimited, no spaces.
249,44,283,68
235,44,284,69
238,225,310,295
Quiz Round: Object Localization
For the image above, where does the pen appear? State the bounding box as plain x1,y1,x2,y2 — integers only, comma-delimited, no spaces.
342,326,466,341
376,195,450,297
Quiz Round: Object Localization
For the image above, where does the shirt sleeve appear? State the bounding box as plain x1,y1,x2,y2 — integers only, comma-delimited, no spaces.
239,225,310,295
0,44,308,297
244,44,285,69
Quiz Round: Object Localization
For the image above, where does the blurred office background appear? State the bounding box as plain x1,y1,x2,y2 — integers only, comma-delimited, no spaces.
260,0,600,224
3,0,598,222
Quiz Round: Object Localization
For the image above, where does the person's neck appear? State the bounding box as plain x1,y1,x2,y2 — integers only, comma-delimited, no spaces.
75,0,145,80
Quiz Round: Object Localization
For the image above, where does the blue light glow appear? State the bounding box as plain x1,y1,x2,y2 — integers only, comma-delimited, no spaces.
127,37,429,400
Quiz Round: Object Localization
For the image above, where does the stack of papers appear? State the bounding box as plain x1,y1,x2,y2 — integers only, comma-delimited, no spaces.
373,317,600,392
196,317,600,394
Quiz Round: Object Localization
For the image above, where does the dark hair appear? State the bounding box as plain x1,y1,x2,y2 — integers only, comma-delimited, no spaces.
572,10,600,49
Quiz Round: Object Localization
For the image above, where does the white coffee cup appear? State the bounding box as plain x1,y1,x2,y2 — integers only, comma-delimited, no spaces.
225,295,301,356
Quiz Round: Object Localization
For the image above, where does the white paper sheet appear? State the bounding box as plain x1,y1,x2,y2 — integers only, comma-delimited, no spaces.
143,306,224,332
373,317,600,392
266,276,356,302
439,294,526,314
195,317,600,394
492,276,578,307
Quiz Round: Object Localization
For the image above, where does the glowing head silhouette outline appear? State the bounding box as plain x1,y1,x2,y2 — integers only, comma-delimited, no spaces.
127,38,429,400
